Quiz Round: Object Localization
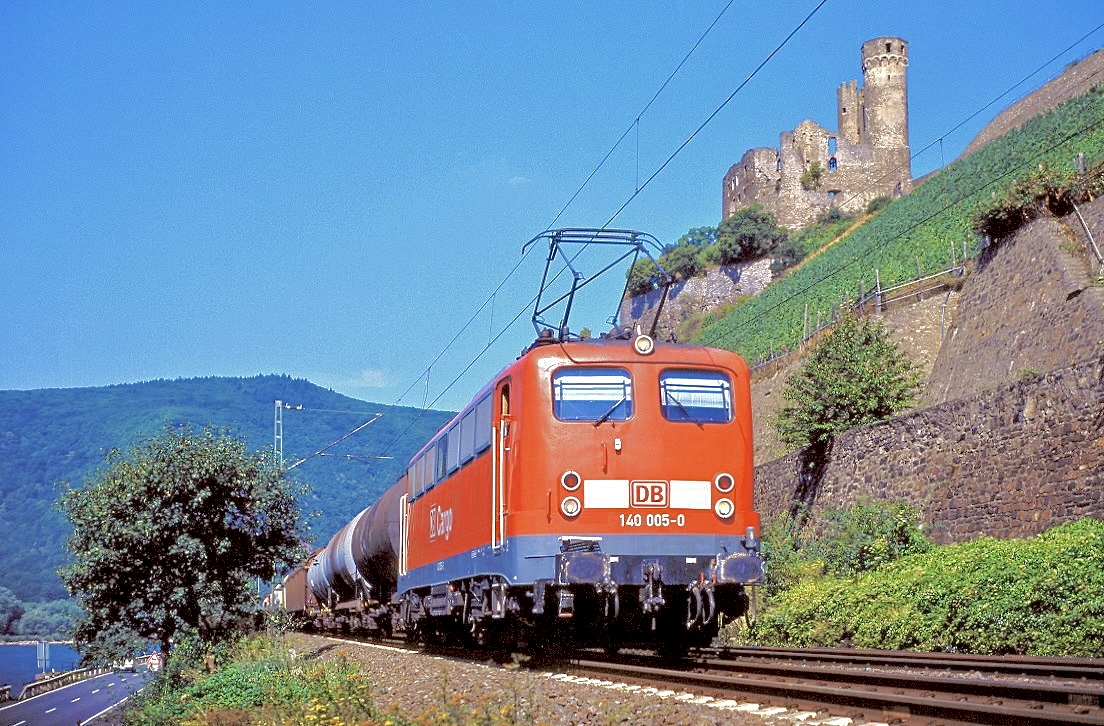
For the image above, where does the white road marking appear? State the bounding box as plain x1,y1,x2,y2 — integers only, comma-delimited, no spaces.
71,696,81,702
92,688,100,693
45,708,57,713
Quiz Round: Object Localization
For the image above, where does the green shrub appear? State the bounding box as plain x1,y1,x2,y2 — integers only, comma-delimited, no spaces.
865,195,891,215
734,518,1104,656
800,160,825,191
809,499,933,577
126,635,387,725
776,313,921,449
716,206,790,265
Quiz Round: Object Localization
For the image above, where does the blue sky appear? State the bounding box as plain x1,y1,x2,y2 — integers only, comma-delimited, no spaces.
3,1,1102,412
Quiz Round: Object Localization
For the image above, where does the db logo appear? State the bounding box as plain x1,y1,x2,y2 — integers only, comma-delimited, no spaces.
631,481,667,508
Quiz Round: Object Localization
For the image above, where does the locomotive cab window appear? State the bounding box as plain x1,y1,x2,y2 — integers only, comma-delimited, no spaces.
659,369,733,423
553,368,633,422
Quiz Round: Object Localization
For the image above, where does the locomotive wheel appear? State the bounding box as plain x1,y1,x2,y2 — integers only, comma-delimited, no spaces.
467,592,491,647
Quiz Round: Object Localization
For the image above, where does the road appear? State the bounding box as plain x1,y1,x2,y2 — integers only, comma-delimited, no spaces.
0,669,154,726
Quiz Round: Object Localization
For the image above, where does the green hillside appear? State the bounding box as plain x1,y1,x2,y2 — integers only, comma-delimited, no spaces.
697,86,1104,359
0,375,452,602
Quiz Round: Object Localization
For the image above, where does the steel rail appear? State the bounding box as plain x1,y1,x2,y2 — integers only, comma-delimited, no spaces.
569,657,1104,725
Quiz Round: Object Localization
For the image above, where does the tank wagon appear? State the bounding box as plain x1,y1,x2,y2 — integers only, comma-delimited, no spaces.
283,331,763,653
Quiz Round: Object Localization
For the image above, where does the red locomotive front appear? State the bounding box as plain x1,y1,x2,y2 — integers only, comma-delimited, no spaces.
396,333,763,650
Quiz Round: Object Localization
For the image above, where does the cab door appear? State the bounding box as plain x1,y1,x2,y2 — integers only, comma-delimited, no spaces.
491,380,511,550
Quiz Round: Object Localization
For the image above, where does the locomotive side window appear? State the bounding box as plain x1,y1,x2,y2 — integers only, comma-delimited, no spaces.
659,369,733,423
421,447,435,493
435,435,449,483
553,368,633,422
460,408,477,464
446,422,461,473
474,393,493,453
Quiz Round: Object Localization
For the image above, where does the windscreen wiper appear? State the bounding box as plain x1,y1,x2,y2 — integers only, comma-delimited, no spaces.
665,389,704,428
593,395,628,427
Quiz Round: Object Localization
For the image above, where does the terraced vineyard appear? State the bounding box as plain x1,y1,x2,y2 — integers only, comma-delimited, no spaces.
697,87,1104,362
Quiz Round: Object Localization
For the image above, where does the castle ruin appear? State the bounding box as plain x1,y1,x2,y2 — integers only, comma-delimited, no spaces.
722,37,912,230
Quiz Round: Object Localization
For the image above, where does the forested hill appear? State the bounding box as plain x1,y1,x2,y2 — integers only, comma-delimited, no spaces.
0,375,453,602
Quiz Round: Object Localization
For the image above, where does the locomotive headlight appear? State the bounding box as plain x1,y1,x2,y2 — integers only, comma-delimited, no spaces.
633,334,655,356
714,472,735,493
561,496,582,518
714,498,735,519
561,470,581,491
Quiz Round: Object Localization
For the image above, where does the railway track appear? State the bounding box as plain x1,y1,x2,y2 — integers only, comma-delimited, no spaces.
568,646,1104,724
331,634,1104,723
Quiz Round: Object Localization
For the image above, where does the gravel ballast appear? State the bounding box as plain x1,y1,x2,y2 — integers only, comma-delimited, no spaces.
287,634,861,725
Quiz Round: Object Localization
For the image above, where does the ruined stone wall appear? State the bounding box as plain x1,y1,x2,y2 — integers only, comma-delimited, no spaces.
755,354,1104,543
722,36,911,230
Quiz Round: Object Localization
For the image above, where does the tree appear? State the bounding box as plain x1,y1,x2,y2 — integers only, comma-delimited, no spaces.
660,242,707,282
776,313,921,449
625,257,661,296
715,206,789,265
58,425,306,660
800,160,825,190
0,586,24,635
670,225,717,250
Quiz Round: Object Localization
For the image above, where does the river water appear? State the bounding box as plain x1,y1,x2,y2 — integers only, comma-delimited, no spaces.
0,642,81,696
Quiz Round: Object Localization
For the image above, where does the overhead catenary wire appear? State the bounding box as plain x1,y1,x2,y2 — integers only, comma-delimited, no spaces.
374,2,829,460
390,2,739,413
286,413,384,470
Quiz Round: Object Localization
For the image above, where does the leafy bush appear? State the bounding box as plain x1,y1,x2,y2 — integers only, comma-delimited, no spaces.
624,213,788,296
760,500,931,596
800,160,825,191
865,195,891,215
776,313,921,449
626,257,662,296
715,206,790,265
128,635,387,725
735,518,1104,656
972,159,1104,240
809,499,933,577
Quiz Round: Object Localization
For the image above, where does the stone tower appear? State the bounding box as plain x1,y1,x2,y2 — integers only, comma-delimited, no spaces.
723,36,912,230
860,37,909,150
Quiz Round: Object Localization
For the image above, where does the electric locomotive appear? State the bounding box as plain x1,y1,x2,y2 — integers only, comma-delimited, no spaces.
281,229,764,653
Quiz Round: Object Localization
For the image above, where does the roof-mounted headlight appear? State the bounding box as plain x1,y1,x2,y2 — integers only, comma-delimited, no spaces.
633,334,655,356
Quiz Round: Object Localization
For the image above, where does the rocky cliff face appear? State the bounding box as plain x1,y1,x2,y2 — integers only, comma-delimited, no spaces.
619,258,774,341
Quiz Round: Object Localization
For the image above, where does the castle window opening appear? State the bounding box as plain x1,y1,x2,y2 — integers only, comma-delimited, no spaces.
885,42,891,52
828,157,838,172
828,137,837,155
